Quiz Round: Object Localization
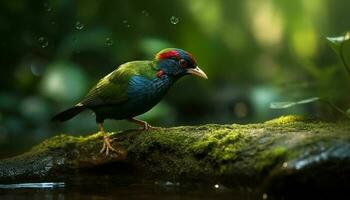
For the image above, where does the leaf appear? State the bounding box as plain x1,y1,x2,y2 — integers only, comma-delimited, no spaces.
270,97,320,109
347,108,350,117
270,102,296,109
326,33,350,52
296,97,320,105
326,32,350,77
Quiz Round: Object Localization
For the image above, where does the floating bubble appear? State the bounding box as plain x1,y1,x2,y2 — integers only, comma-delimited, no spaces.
75,21,85,30
164,181,174,186
263,193,268,199
141,10,149,16
38,37,48,48
170,16,179,25
123,20,131,28
30,63,44,76
43,3,52,12
282,162,288,168
161,181,180,187
105,37,114,46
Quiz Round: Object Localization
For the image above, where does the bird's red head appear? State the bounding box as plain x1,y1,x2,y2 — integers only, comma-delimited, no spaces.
155,48,207,79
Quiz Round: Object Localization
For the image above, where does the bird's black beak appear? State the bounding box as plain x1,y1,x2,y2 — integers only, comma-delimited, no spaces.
186,66,208,79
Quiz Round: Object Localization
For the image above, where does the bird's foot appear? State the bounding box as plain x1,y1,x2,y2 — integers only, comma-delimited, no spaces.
128,118,158,131
100,135,118,156
139,122,155,131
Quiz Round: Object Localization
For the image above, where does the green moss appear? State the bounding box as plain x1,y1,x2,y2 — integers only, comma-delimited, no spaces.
132,128,195,153
192,129,245,162
265,115,306,125
29,131,121,153
256,146,287,172
30,134,80,152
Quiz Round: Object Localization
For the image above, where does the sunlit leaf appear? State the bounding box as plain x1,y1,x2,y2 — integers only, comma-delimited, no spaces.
270,97,320,109
270,102,296,109
296,97,320,104
326,32,350,52
326,32,350,76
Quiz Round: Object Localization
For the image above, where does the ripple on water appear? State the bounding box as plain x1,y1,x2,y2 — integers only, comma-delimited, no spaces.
0,182,65,189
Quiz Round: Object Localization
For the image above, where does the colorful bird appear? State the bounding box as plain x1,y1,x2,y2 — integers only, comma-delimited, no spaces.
52,48,208,155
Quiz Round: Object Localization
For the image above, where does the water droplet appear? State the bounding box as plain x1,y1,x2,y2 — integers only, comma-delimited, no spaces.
105,37,114,46
263,193,268,199
38,37,48,48
164,181,174,186
282,162,288,168
122,20,131,28
30,63,43,76
43,3,52,12
170,16,179,25
75,21,85,30
141,10,149,16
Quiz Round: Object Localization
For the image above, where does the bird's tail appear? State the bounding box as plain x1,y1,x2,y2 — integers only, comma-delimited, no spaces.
51,105,86,122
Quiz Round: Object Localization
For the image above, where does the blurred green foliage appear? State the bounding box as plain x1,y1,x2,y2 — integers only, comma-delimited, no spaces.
0,0,350,157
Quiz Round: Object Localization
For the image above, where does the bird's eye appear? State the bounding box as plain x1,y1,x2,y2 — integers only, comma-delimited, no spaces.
179,59,187,68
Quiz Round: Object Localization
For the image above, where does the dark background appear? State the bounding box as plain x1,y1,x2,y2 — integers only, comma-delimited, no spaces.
0,0,349,158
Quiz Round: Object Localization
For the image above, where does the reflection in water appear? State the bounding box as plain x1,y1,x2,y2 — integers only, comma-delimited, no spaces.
0,178,259,200
0,182,65,189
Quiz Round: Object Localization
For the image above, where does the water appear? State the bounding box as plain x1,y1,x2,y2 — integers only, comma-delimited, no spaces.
0,176,258,200
0,182,65,189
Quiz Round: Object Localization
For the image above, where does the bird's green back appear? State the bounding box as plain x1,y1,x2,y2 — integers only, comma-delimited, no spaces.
80,60,158,107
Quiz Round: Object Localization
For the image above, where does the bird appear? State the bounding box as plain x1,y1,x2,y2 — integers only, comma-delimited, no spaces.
52,48,208,155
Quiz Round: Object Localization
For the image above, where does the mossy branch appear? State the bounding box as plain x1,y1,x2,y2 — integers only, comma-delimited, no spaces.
1,115,350,193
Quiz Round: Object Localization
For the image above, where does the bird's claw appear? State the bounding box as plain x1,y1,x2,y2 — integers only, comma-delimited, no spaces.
100,135,118,156
140,122,155,131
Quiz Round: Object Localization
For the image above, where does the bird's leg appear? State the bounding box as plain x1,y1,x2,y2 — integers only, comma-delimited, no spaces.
98,122,117,156
128,118,153,130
